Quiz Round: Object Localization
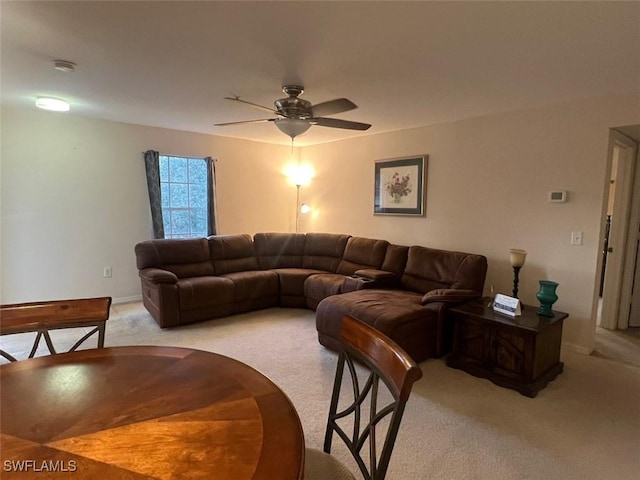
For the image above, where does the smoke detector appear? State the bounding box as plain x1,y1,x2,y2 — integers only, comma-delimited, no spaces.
53,60,76,73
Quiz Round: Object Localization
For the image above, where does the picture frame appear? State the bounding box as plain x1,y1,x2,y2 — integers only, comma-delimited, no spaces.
374,155,427,216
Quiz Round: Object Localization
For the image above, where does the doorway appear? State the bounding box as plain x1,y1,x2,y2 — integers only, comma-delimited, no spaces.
597,126,640,331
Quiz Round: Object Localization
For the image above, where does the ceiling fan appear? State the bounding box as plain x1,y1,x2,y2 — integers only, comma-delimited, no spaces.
215,85,371,141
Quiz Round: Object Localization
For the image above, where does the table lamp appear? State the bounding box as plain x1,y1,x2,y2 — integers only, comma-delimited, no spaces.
509,249,527,298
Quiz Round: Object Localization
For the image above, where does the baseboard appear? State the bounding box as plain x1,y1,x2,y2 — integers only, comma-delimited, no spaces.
112,295,142,305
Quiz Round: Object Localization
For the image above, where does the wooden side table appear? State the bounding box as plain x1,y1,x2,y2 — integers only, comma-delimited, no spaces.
0,297,112,362
446,299,568,397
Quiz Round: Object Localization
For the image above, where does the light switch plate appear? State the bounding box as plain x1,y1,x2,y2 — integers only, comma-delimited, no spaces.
571,231,583,245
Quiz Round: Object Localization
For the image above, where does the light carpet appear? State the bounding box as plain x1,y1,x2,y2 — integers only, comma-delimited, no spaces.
3,302,639,480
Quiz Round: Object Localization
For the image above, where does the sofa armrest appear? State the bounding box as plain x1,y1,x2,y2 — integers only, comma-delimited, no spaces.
352,269,400,289
354,269,396,281
138,268,178,284
421,288,480,305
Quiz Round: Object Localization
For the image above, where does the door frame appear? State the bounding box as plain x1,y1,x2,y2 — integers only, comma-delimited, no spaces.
617,133,640,328
598,129,639,330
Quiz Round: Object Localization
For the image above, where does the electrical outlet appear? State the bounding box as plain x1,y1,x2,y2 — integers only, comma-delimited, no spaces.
570,232,583,246
103,267,112,278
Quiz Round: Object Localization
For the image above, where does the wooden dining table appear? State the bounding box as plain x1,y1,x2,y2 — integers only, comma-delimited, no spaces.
0,345,305,479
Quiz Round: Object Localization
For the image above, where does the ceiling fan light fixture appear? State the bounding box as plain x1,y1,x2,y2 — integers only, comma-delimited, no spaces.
274,118,311,140
35,96,70,112
219,86,369,139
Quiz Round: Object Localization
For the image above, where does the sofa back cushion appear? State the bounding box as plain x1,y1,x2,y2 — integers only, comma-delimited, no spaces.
401,246,487,294
336,237,390,275
254,232,306,269
208,234,259,274
381,244,409,275
303,233,350,272
135,238,214,278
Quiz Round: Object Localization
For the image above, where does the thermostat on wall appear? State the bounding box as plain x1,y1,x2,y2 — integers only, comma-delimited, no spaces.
548,191,567,203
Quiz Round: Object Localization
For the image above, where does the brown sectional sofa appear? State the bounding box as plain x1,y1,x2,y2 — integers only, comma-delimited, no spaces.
316,245,488,362
135,232,487,362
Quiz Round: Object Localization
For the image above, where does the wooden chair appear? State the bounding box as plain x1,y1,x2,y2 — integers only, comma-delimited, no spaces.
0,297,112,362
304,315,423,480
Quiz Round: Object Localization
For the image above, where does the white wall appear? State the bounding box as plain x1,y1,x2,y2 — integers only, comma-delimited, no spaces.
2,93,639,353
1,108,294,303
299,93,640,352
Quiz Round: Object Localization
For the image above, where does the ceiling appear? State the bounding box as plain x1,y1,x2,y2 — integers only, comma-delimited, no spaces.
2,1,639,146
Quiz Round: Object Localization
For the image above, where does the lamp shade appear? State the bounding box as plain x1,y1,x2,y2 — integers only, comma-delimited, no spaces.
285,164,314,187
509,249,527,267
275,118,311,140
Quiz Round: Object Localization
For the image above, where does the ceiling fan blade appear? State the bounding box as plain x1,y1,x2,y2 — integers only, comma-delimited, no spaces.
311,98,357,117
224,96,283,116
311,117,371,131
214,118,275,126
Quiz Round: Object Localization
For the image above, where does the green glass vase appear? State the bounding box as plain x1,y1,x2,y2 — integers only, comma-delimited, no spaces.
536,280,559,317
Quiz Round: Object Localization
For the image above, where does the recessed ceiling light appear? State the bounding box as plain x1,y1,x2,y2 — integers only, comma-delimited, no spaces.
35,96,70,112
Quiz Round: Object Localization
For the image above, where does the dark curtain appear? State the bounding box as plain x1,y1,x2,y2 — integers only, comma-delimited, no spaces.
143,150,165,239
206,157,218,236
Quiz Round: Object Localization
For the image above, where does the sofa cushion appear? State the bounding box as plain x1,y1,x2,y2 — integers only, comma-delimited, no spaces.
254,233,306,269
274,268,327,297
208,234,259,274
381,244,409,275
135,238,214,278
303,233,350,272
316,289,444,362
317,289,425,332
220,270,279,301
269,268,325,308
336,237,390,275
304,273,347,310
219,270,280,314
177,276,234,310
401,246,487,294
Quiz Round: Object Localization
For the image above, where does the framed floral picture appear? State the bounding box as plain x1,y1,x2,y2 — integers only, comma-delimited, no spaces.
374,155,427,216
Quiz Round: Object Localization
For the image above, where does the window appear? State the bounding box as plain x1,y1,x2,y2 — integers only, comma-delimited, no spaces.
159,155,208,238
143,150,216,239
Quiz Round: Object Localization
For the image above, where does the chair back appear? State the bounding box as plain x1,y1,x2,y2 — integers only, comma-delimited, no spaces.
324,315,423,480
